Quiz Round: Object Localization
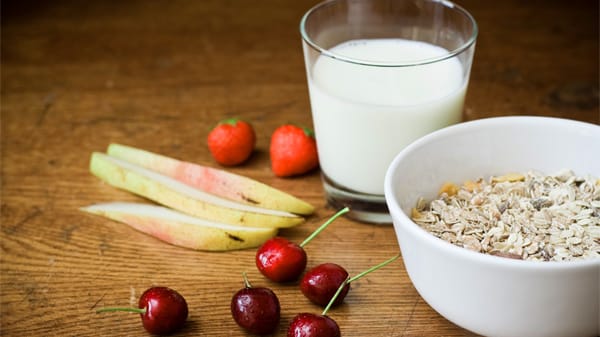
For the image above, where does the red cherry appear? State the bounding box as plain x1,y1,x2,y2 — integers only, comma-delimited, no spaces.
287,271,349,337
287,313,341,337
289,254,401,337
231,273,280,335
256,237,307,282
96,286,188,335
300,263,350,307
256,208,349,283
138,287,188,335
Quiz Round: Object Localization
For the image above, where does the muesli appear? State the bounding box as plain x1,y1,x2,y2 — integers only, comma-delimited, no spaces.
411,170,600,261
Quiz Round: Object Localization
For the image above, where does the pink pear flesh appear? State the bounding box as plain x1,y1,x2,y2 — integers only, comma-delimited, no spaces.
106,143,314,215
81,202,278,251
89,152,304,228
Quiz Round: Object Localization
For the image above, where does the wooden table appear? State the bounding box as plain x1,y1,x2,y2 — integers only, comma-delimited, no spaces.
2,1,598,336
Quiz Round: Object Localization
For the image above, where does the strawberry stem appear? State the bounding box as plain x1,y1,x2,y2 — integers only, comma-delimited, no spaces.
301,126,315,138
220,117,239,126
96,307,146,314
299,207,349,248
321,253,401,316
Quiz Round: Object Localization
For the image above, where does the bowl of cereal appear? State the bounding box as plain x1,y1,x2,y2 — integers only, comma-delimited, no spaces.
384,116,599,337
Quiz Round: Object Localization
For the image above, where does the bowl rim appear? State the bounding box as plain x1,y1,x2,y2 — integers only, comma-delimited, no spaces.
384,116,600,270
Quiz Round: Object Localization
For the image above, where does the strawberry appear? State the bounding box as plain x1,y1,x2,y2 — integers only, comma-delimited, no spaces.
270,124,319,177
207,118,256,166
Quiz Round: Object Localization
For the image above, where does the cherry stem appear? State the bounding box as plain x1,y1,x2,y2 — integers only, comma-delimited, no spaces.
242,271,252,288
300,207,349,248
347,254,400,284
321,253,401,316
321,276,350,316
96,307,146,314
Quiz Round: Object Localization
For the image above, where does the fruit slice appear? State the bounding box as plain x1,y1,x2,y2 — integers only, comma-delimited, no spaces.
89,152,304,228
81,202,278,251
106,143,314,215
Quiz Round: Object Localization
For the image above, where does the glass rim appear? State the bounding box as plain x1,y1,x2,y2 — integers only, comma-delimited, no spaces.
299,0,478,67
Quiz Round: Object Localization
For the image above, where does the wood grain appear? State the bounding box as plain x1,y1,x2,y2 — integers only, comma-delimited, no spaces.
1,0,598,336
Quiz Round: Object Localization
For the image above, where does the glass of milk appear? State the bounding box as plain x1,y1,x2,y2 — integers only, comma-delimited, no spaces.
300,0,477,223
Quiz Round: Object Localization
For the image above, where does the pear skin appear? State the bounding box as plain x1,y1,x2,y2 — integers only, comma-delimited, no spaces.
82,202,278,251
89,152,304,228
107,143,314,215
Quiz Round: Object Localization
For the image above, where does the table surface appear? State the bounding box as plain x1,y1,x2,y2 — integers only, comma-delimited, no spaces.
2,1,598,336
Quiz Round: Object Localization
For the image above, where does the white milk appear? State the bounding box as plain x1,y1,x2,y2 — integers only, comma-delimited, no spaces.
308,38,467,195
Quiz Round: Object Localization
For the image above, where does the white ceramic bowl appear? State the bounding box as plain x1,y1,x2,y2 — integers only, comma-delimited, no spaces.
384,116,600,337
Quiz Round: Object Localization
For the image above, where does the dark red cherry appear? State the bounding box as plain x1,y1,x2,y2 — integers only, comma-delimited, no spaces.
300,263,350,307
138,287,188,335
289,254,401,337
231,273,280,335
96,286,188,335
287,313,341,337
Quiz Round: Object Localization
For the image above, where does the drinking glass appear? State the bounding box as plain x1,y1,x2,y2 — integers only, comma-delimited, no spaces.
300,0,478,223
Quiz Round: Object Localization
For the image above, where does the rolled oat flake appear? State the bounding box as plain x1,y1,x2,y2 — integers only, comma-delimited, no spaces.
412,170,600,261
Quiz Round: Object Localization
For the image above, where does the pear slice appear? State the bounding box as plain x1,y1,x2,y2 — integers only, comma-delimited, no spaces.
81,202,278,251
90,152,304,228
106,143,314,215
